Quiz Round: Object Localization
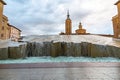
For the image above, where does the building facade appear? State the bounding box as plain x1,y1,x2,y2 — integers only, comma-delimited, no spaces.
8,24,21,41
75,23,86,34
0,0,21,41
112,0,120,38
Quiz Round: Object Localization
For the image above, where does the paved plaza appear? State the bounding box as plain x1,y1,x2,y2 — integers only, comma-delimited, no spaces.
0,62,119,80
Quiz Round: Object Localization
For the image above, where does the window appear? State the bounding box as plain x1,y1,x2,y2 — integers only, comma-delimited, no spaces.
1,34,4,37
2,26,4,30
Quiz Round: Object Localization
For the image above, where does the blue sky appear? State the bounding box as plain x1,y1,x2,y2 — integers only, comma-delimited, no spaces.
4,0,118,36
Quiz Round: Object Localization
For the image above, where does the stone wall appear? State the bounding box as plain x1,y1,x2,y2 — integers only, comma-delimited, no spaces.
0,44,26,60
0,48,8,59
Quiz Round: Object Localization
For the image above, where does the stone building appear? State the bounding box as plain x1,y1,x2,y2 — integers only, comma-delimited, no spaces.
75,22,86,34
0,0,21,41
8,24,21,41
112,0,120,38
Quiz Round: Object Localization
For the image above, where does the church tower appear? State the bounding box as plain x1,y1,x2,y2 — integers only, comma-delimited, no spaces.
112,0,120,38
0,0,6,39
115,0,120,18
115,0,120,38
65,10,72,35
0,0,6,20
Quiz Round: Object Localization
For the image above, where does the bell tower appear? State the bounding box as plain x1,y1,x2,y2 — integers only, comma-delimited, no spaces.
65,10,72,35
0,0,6,39
115,0,120,37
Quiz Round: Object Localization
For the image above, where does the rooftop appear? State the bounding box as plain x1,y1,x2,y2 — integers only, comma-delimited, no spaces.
3,15,8,21
8,24,21,32
112,15,118,19
0,0,6,5
115,0,120,5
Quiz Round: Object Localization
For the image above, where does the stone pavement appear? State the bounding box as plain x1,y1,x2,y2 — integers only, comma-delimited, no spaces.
0,62,119,80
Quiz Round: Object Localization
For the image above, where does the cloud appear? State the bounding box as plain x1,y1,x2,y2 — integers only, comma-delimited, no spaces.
4,0,118,36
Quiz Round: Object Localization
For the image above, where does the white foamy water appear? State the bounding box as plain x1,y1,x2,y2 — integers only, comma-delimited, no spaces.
0,35,120,48
22,35,120,47
0,57,120,64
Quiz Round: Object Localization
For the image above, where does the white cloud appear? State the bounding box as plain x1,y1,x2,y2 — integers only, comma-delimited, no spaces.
4,0,118,35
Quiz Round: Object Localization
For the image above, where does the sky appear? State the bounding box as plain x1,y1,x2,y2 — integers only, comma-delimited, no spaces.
4,0,118,36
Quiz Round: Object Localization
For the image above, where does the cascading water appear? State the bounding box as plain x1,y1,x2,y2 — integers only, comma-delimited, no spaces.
0,35,120,60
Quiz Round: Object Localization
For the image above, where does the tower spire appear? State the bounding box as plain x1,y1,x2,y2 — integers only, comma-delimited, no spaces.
67,10,70,19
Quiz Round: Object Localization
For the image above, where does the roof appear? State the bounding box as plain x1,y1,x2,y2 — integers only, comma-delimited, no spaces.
3,15,8,21
112,15,118,19
115,0,120,5
0,0,7,5
8,24,21,32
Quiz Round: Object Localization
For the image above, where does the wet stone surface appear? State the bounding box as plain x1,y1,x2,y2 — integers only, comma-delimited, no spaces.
0,67,119,80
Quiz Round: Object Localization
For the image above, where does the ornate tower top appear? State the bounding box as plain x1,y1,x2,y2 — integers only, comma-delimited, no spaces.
79,22,82,29
115,0,120,5
0,0,7,5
